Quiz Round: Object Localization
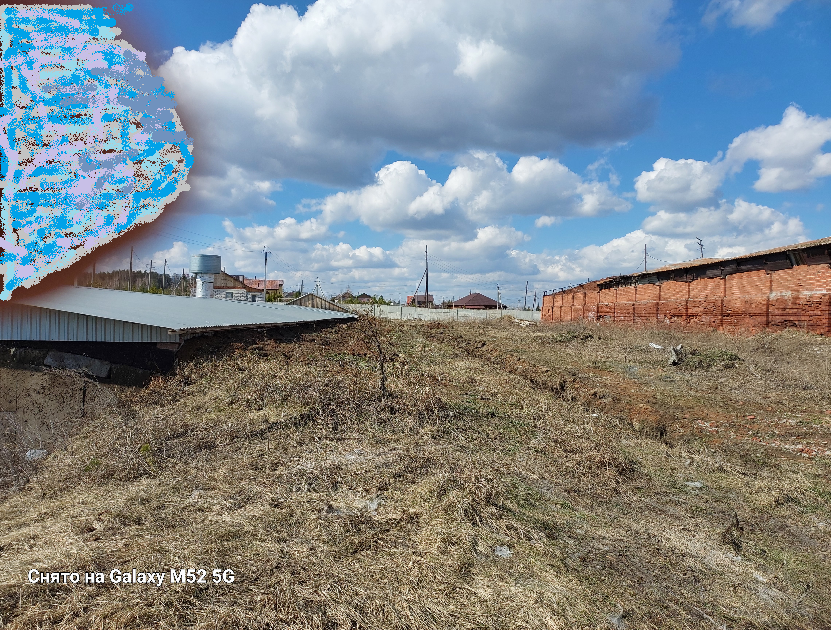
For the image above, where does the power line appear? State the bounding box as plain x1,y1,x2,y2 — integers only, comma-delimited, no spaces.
426,254,532,293
646,252,672,265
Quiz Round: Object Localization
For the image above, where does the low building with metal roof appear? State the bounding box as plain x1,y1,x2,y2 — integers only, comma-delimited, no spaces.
287,293,350,312
595,236,831,290
0,286,355,343
542,236,831,335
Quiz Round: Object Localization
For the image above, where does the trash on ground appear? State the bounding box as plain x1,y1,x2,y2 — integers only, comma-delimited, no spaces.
494,545,512,558
25,449,47,462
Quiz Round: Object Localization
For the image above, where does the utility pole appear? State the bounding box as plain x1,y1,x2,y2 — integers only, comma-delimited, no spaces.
300,279,304,296
497,284,501,315
182,268,186,296
263,249,268,302
424,245,429,308
162,259,167,294
524,280,528,310
129,247,133,291
644,244,647,272
148,260,153,291
696,237,704,258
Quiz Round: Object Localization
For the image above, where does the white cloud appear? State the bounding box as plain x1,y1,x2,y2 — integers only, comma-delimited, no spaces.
634,106,831,210
159,0,676,198
642,198,804,241
703,0,799,30
181,166,282,215
402,225,527,266
635,158,725,209
179,218,399,290
534,198,806,283
316,161,453,236
534,216,561,228
311,243,396,270
152,241,191,269
392,225,535,295
454,38,509,79
447,153,630,220
522,230,658,283
315,152,629,237
221,216,330,245
725,105,831,192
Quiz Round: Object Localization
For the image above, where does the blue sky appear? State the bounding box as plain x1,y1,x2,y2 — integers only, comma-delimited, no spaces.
90,0,831,304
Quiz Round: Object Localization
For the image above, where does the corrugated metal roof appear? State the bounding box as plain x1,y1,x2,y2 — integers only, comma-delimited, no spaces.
582,236,831,292
5,286,355,335
287,293,350,312
634,236,831,277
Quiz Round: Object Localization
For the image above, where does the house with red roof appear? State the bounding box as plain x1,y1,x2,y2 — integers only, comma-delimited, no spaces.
453,292,499,309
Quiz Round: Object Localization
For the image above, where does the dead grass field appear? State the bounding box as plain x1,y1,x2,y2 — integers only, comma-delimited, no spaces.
1,317,830,629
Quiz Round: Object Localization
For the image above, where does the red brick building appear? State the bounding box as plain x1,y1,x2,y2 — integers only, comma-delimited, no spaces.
407,294,434,307
243,278,284,298
542,237,831,334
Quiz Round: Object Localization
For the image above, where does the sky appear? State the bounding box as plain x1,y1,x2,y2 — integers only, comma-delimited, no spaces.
78,0,831,306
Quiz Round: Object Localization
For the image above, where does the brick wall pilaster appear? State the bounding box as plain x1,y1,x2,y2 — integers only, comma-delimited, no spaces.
541,263,831,336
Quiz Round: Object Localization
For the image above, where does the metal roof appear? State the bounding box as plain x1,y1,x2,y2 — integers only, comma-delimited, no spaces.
1,286,355,342
589,236,831,292
287,293,350,313
634,236,831,277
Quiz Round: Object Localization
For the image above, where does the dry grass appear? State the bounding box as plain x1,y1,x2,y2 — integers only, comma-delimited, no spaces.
0,317,830,629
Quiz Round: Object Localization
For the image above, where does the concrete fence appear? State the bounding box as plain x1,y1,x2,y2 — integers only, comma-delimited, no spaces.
348,304,541,322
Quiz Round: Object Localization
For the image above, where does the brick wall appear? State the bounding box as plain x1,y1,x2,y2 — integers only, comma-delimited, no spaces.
541,264,831,335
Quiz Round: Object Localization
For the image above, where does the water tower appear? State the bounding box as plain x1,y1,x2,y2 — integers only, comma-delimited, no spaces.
190,254,221,298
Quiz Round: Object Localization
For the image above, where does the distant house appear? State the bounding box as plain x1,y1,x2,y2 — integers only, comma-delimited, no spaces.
453,292,499,309
212,271,261,300
356,293,373,304
407,294,434,307
243,277,284,298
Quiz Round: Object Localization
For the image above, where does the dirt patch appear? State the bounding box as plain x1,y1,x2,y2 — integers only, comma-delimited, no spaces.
0,367,117,492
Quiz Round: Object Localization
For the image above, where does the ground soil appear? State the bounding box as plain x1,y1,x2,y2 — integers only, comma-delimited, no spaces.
0,317,829,629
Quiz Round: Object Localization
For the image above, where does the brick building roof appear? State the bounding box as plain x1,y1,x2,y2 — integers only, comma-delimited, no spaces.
244,279,284,290
213,271,258,292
